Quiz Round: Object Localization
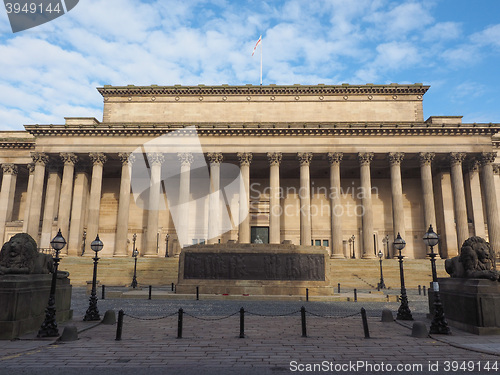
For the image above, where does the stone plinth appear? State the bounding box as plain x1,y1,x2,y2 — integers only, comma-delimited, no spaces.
428,278,500,335
176,243,333,296
0,274,73,340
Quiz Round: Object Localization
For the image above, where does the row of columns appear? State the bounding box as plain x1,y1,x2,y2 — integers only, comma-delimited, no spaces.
1,150,500,258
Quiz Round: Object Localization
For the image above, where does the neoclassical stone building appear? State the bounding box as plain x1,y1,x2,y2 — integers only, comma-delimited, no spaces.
1,83,499,259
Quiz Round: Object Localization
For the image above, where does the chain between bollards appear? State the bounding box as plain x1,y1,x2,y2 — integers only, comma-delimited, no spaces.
177,308,183,339
115,309,124,341
239,307,245,338
301,306,307,337
360,307,370,338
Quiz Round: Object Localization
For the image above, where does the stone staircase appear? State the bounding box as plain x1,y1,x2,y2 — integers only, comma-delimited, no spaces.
59,255,447,290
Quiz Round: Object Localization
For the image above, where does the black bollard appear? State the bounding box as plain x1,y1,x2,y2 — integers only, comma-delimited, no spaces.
149,285,152,300
418,285,421,295
306,288,309,302
354,288,357,302
196,286,199,300
177,308,183,339
361,307,370,339
239,307,245,338
423,285,426,296
338,283,340,294
171,282,174,292
102,285,105,300
115,310,124,341
301,306,307,337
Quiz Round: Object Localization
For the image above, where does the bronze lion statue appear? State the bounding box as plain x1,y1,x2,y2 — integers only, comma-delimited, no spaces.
0,233,54,275
445,236,499,281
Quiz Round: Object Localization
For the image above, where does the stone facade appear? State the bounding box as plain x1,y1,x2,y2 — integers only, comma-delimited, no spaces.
1,83,500,260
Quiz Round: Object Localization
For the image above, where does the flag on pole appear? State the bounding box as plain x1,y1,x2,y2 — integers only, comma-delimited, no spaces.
252,35,262,56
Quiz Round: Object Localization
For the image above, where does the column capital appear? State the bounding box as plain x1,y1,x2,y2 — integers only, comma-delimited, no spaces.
237,152,253,166
178,152,194,166
419,152,435,167
480,152,497,166
449,152,466,166
2,163,18,175
89,152,107,166
118,152,136,165
468,159,481,173
388,152,404,166
358,152,374,166
267,152,282,166
327,152,343,165
207,152,223,165
493,164,500,175
297,152,313,166
27,163,35,174
31,152,49,166
60,153,78,166
147,152,164,166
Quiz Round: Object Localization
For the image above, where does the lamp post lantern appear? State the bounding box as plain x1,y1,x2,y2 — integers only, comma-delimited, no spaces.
377,249,386,289
38,229,66,337
349,235,356,259
423,225,450,334
165,234,170,257
83,234,103,321
131,248,139,288
394,233,413,320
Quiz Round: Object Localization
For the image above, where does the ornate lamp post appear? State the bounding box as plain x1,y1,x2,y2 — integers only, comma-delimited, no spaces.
38,229,66,337
394,233,413,320
377,249,386,289
83,234,103,321
81,230,86,256
165,234,170,257
382,234,390,258
423,225,450,334
131,248,139,288
349,235,356,259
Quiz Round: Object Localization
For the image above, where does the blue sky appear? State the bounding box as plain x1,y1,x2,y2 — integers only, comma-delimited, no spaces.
1,0,500,130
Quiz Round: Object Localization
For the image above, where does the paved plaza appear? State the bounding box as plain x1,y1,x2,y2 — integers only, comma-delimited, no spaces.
0,288,499,375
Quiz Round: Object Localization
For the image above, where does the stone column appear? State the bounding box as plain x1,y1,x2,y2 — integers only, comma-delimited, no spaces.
27,152,49,242
267,152,282,244
145,153,164,257
297,152,312,246
40,163,62,249
479,152,500,257
0,164,18,243
86,153,107,253
388,152,405,257
22,163,35,233
114,153,135,256
358,152,375,259
237,152,252,243
419,152,437,230
328,152,344,258
58,153,78,253
449,152,469,249
177,152,193,250
68,163,90,256
207,152,223,244
466,161,485,237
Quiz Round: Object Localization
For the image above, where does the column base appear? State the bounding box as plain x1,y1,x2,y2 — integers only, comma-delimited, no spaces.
330,254,346,259
362,254,377,259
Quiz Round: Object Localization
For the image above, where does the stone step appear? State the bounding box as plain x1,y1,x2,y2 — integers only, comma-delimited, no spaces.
59,256,448,290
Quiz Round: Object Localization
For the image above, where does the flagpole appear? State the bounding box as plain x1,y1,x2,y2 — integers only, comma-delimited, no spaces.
260,38,263,85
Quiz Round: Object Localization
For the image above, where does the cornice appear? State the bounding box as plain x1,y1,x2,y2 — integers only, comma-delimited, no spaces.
0,140,35,149
24,122,500,137
97,83,430,98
